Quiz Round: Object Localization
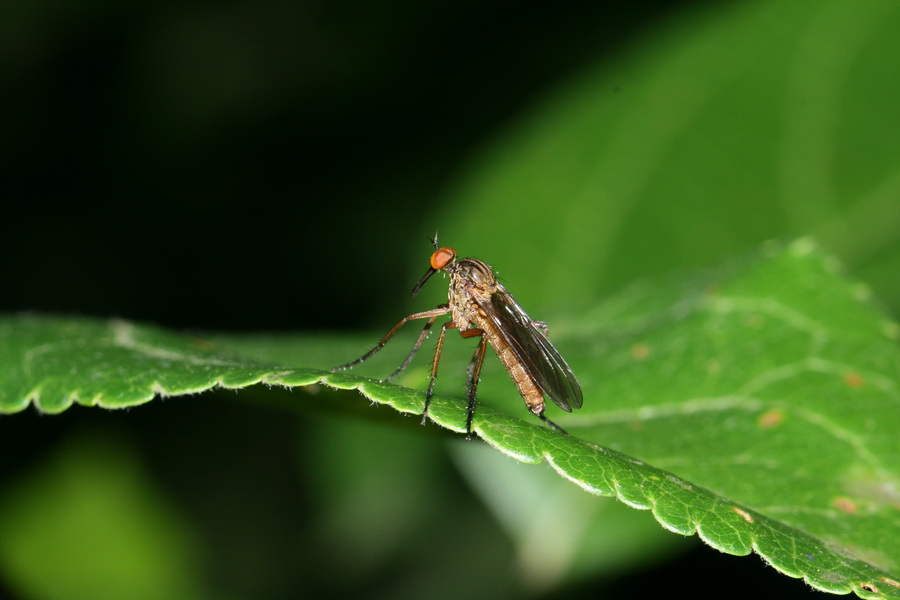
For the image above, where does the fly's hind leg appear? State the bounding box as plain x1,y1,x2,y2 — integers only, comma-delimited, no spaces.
528,401,570,436
537,414,570,436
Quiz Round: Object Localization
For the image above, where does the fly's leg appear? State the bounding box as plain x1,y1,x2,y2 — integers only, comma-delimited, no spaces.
537,414,570,436
525,391,570,435
461,329,486,438
422,321,457,425
331,306,450,374
384,306,448,381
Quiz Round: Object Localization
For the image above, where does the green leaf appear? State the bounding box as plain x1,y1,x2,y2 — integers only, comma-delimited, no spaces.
1,239,898,597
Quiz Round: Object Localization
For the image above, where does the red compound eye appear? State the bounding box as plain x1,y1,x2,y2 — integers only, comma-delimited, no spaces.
430,247,456,270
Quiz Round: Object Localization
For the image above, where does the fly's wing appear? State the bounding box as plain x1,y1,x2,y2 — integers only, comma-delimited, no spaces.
474,285,583,412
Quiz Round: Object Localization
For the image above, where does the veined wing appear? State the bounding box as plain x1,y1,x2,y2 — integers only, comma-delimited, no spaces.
474,285,583,412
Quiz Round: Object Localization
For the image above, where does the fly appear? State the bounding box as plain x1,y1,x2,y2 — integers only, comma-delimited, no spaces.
331,239,583,437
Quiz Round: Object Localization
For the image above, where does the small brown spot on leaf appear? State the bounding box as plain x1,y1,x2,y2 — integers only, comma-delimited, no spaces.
859,582,880,593
880,577,900,588
630,343,651,361
833,496,858,514
843,372,864,388
757,409,784,429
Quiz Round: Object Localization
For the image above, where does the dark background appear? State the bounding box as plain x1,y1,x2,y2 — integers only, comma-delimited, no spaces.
1,1,885,598
4,0,704,332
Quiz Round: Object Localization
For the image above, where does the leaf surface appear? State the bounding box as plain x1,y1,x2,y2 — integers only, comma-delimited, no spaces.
2,240,898,597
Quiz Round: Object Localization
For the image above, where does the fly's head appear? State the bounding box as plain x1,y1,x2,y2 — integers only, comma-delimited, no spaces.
412,244,497,298
412,246,458,296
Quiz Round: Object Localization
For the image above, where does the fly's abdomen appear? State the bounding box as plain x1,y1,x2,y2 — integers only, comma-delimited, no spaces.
489,338,546,416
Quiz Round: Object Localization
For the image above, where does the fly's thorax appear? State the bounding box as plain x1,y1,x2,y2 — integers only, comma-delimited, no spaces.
447,258,497,300
445,258,497,330
450,258,495,286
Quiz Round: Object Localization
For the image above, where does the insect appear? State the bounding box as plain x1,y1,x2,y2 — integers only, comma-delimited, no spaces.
332,239,583,436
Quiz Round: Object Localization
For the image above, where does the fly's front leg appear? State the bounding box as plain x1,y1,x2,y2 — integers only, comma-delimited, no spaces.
384,305,449,381
461,329,486,438
331,306,450,374
422,320,457,425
